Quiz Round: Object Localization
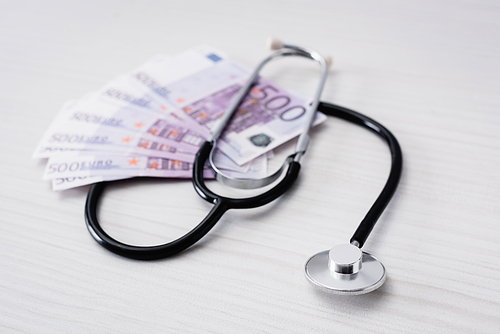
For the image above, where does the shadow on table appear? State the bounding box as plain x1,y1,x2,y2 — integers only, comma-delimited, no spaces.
309,276,391,311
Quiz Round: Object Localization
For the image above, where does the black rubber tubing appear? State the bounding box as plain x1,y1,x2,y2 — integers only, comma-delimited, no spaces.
317,102,403,248
84,143,300,260
84,102,402,259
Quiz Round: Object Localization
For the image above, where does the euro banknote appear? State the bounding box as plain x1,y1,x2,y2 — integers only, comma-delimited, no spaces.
34,97,206,156
93,74,208,134
129,48,250,137
43,153,267,181
33,121,197,162
51,175,133,191
181,78,326,165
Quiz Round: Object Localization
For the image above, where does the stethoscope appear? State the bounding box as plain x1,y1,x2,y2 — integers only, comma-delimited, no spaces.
85,39,403,295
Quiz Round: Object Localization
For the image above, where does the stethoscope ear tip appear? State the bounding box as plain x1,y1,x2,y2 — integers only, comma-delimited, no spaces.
304,244,386,295
324,55,333,69
267,37,284,50
266,37,333,69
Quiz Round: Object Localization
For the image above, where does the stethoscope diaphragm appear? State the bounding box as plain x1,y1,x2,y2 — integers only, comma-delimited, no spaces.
304,244,386,295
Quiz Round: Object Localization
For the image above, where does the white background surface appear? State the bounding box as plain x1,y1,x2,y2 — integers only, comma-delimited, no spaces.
1,0,499,332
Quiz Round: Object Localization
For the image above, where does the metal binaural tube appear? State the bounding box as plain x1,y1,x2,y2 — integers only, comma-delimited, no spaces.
280,43,329,161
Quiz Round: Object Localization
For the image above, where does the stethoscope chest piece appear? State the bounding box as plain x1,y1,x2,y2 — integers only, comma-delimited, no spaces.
304,244,386,295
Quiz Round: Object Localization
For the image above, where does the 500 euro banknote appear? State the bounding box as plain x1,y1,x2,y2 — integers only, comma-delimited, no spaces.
43,153,267,182
181,78,326,165
33,97,206,157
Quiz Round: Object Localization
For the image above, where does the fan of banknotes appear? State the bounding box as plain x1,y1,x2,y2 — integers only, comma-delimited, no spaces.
33,45,326,191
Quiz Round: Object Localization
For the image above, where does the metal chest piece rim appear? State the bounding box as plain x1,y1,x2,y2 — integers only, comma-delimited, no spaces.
304,243,386,295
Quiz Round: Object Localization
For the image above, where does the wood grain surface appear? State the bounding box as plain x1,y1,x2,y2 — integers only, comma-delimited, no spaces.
1,0,499,332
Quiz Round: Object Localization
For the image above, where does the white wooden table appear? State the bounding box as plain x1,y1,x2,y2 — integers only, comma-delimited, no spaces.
1,0,499,332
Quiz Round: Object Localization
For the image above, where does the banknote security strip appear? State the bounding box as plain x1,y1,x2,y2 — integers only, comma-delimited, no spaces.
34,45,326,190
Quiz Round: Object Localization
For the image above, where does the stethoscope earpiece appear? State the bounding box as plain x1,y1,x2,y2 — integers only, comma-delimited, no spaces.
267,37,333,68
304,244,386,295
